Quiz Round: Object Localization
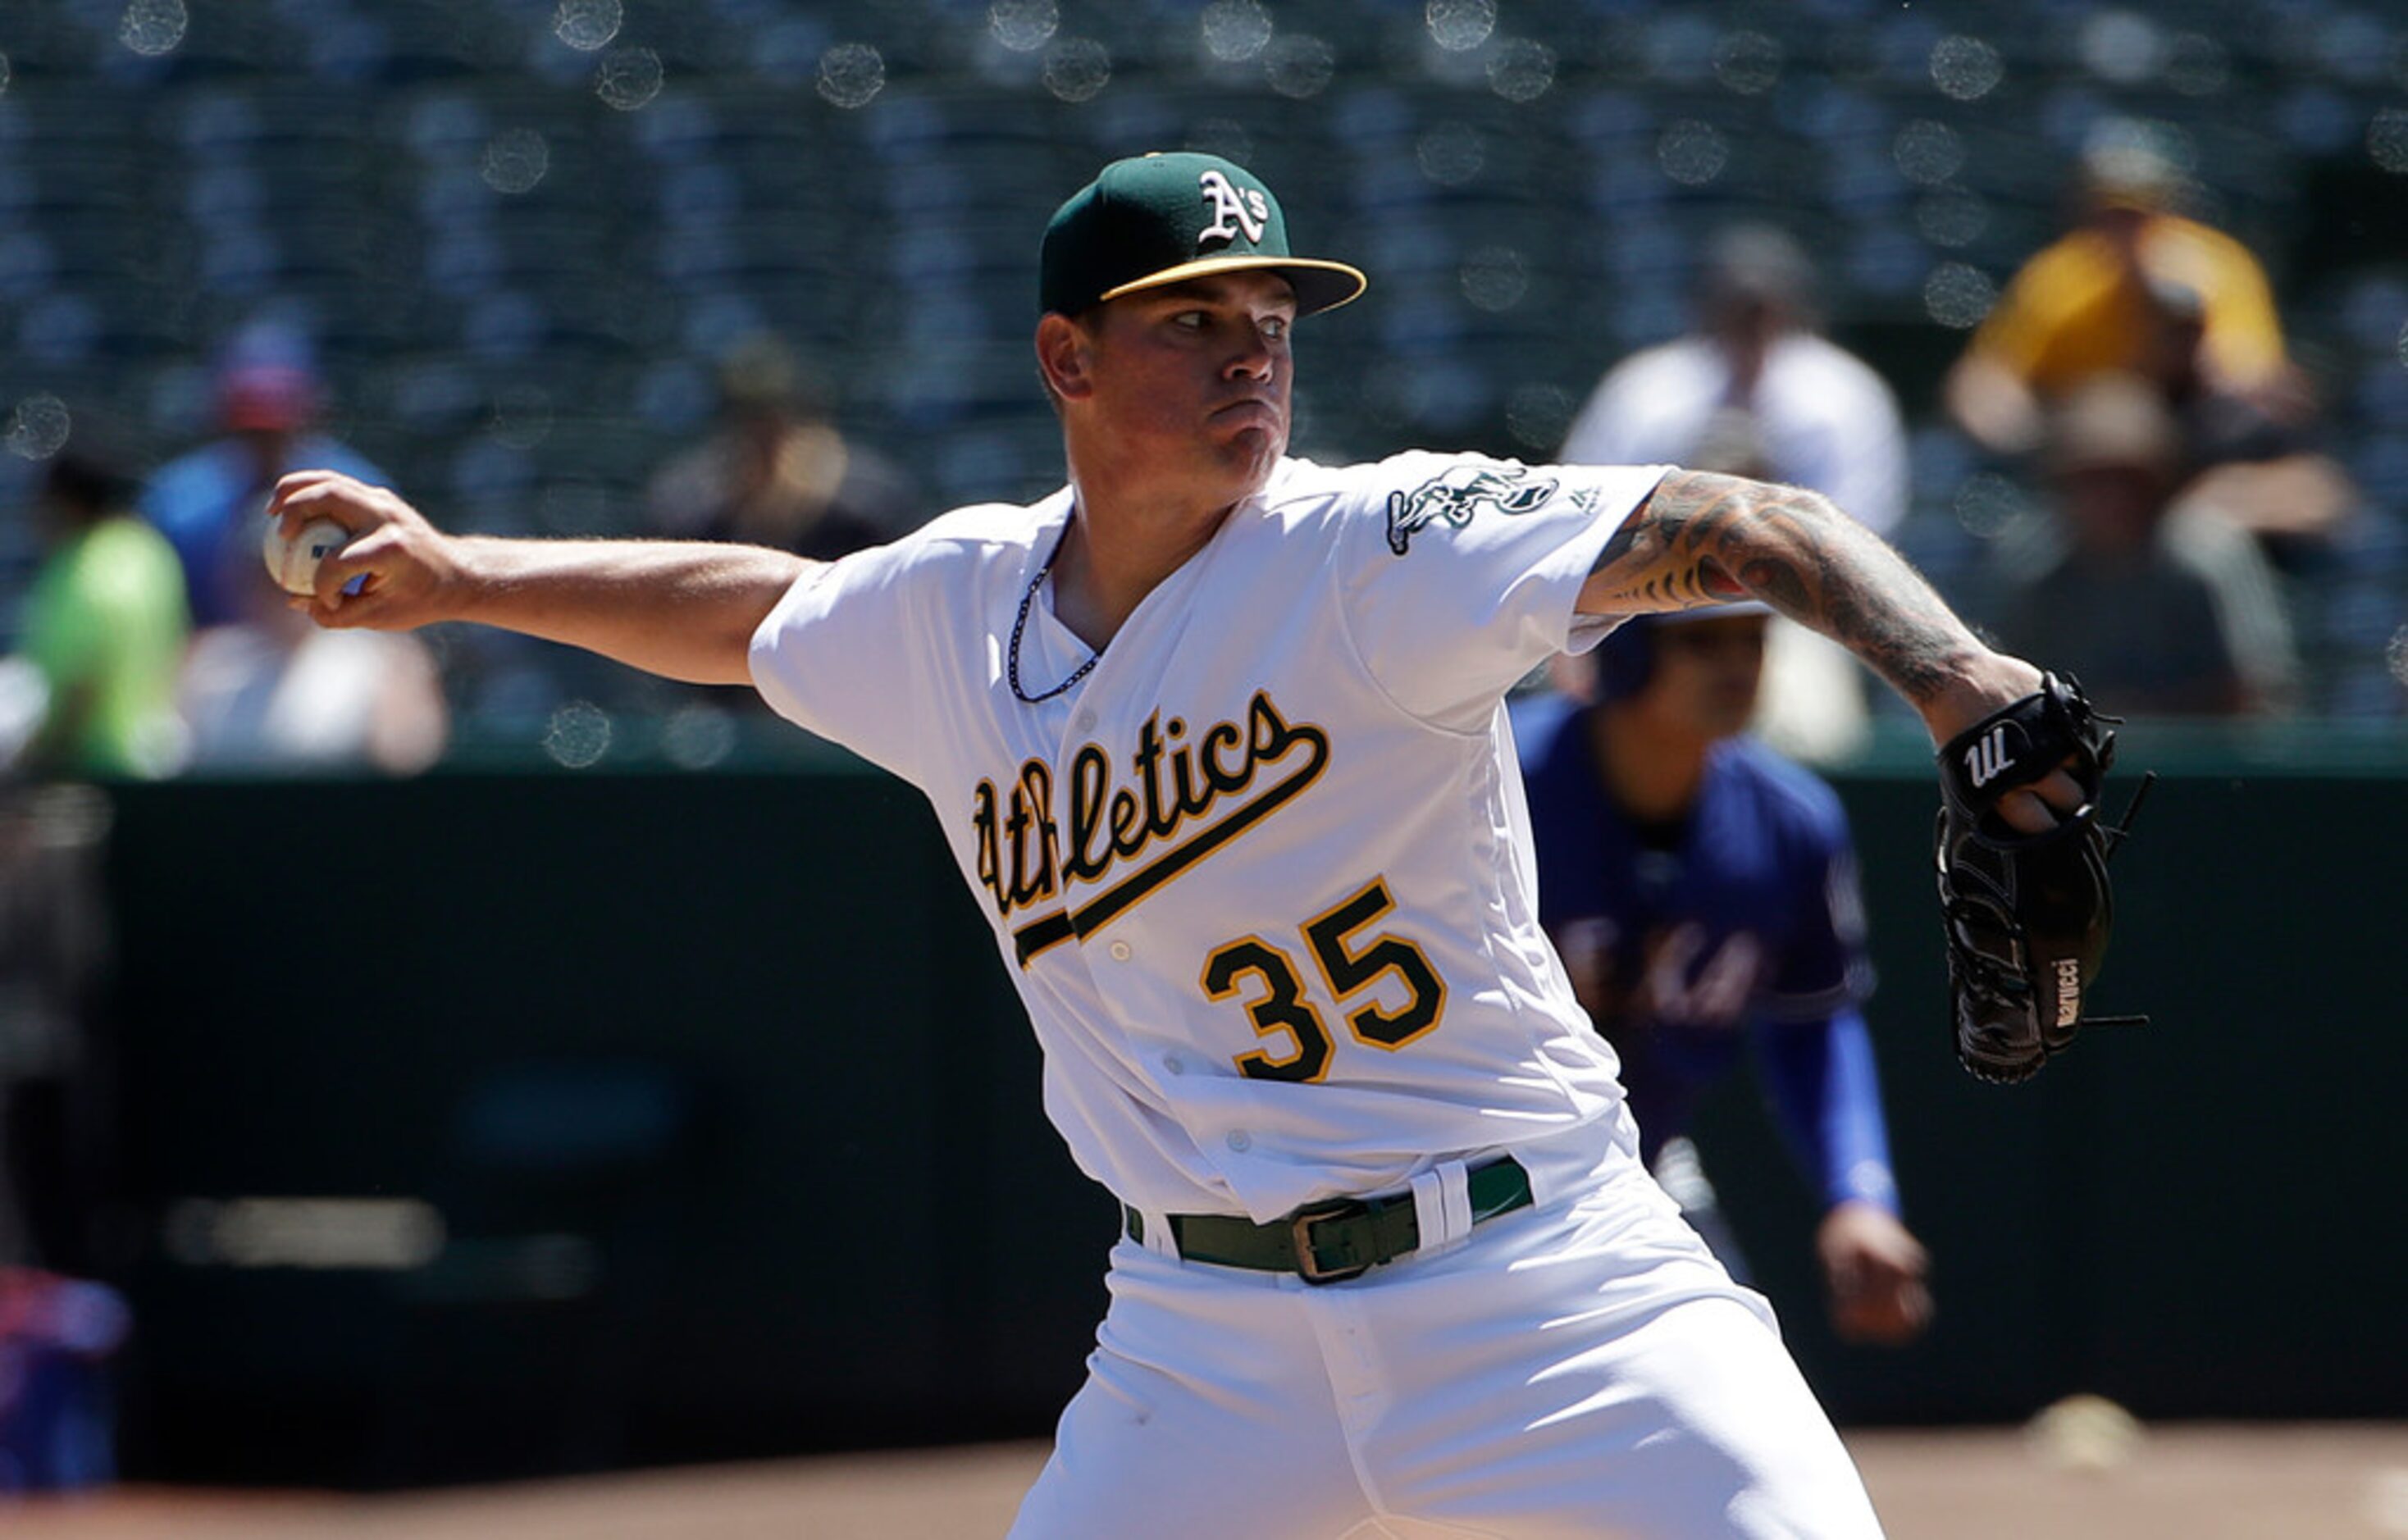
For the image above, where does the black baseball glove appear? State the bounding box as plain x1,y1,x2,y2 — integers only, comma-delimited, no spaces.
1934,672,2150,1083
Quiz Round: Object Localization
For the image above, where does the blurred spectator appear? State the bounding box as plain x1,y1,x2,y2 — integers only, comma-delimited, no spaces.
178,522,449,777
1946,116,2366,584
1560,224,1907,763
0,785,126,1496
1945,117,2307,469
1516,608,1931,1348
140,324,387,631
0,1266,129,1494
1984,375,2300,717
2163,431,2364,579
1564,225,1908,536
645,335,921,560
8,452,189,781
0,784,114,1281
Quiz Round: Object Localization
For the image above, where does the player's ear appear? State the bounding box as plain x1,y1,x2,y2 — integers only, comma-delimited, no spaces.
1036,312,1097,403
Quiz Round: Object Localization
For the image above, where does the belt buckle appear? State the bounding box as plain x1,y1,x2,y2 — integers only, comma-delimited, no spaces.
1289,1199,1371,1285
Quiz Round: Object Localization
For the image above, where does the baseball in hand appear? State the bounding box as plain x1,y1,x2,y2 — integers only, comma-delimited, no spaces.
262,517,351,596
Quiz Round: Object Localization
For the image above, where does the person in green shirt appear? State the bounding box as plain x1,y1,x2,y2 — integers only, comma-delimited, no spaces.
16,452,190,779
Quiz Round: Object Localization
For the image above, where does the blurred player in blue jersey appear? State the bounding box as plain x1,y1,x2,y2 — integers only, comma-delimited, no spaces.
1515,604,1933,1346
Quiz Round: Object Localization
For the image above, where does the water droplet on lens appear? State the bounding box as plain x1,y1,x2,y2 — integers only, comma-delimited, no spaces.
1417,121,1485,186
1460,246,1528,312
553,0,621,52
595,46,663,110
1715,30,1783,95
481,129,550,194
1894,120,1965,186
1201,0,1272,63
1954,471,2029,537
118,0,188,57
1924,262,1998,330
1263,34,1334,99
1658,121,1728,186
1488,39,1556,103
1929,35,2003,101
1506,383,1575,452
991,0,1059,53
818,43,886,109
1426,0,1496,53
664,705,737,770
4,394,71,459
543,701,613,769
1043,38,1111,102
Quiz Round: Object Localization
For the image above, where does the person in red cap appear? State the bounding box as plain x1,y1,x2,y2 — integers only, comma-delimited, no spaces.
264,153,2096,1538
139,325,389,631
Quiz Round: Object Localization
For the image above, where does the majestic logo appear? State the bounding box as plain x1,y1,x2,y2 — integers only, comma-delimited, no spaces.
1384,464,1560,555
972,690,1330,966
1964,724,2016,789
1198,169,1270,248
2054,958,2082,1026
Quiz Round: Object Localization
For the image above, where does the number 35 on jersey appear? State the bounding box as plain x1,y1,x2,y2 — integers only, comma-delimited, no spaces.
1203,877,1447,1083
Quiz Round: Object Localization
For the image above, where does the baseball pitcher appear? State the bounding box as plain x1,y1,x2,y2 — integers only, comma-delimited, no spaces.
269,153,2127,1538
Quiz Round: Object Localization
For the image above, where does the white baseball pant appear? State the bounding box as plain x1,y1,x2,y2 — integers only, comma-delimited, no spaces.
1010,1127,1885,1539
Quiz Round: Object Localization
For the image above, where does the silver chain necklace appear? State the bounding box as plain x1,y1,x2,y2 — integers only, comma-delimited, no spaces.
1007,522,1097,705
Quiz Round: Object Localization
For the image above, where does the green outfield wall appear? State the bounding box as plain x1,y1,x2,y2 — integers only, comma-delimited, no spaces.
80,735,2406,1485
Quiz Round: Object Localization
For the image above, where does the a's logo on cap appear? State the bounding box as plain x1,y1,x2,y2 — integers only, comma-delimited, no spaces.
1197,169,1270,248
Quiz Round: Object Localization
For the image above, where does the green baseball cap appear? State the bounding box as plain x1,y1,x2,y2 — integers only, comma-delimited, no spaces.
1039,152,1367,319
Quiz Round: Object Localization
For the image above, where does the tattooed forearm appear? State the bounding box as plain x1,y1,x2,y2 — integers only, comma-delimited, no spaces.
1581,469,1984,706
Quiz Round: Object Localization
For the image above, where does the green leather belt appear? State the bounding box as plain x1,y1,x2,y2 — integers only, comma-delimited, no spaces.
1122,1154,1533,1285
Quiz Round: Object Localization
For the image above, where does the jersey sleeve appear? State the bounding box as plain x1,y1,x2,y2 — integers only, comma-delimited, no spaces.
1755,1007,1902,1214
747,535,936,782
1334,451,1668,730
1749,759,1895,1212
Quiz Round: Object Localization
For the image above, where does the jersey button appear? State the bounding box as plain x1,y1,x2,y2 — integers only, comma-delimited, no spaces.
1162,1054,1184,1075
1108,940,1132,961
1225,1130,1252,1152
1073,709,1097,734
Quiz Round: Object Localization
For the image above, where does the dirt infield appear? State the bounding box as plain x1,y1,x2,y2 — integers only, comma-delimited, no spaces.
9,1424,2406,1538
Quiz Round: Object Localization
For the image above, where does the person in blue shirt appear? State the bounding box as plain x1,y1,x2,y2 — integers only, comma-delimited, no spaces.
1515,604,1932,1346
140,324,386,631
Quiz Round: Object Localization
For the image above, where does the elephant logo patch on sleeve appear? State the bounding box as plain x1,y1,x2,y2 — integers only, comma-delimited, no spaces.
1384,464,1561,555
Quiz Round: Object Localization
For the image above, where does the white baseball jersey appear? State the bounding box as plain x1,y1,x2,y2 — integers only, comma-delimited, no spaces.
751,450,1667,1223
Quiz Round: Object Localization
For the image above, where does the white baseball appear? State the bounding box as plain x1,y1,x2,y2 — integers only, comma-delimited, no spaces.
262,517,351,596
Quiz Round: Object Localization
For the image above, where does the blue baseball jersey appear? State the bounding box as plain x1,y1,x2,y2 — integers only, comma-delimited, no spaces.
1512,692,1899,1214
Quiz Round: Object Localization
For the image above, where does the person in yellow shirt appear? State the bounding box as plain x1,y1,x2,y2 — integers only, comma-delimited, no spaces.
1945,117,2300,462
15,451,190,779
